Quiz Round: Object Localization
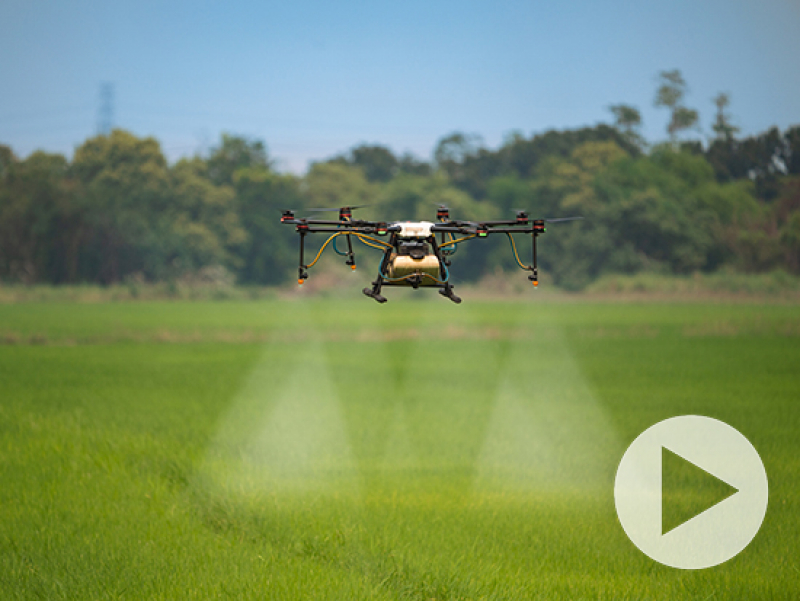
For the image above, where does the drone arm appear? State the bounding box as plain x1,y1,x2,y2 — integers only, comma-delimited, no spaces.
482,219,525,227
430,225,477,236
293,225,398,235
287,218,378,227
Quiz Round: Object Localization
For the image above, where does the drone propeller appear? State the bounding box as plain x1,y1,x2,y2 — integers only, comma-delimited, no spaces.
543,216,584,223
510,209,583,224
305,204,371,212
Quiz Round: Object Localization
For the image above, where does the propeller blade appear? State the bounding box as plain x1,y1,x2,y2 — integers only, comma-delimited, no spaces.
543,216,584,223
306,204,371,212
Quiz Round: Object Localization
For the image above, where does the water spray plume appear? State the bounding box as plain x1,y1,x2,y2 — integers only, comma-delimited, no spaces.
474,311,621,495
196,299,360,500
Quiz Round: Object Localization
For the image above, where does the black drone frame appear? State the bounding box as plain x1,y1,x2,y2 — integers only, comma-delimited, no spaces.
280,206,581,303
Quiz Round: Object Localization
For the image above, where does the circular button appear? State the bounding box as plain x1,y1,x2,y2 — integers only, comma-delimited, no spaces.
614,415,768,569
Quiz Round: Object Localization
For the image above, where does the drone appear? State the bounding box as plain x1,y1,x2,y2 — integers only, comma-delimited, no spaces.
280,205,581,303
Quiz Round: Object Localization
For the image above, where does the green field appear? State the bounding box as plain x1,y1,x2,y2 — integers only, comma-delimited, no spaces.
1,297,798,599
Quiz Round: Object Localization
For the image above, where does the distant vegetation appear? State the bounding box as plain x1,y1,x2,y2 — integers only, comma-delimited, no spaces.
1,71,799,290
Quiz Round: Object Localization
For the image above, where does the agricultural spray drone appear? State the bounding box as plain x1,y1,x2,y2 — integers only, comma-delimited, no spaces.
280,205,581,303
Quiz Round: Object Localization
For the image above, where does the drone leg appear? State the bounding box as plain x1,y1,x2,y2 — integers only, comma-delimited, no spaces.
345,234,356,270
363,244,392,303
439,232,451,266
528,232,539,287
363,270,387,303
298,231,308,283
438,287,461,303
429,236,461,303
363,279,387,303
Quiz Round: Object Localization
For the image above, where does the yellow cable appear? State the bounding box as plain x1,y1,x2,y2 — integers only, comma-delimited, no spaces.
354,233,394,249
438,234,476,249
306,231,392,269
305,232,346,268
383,271,446,286
355,238,386,251
506,233,530,270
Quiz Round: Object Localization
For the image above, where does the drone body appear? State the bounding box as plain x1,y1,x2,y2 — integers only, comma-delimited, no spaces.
280,206,580,303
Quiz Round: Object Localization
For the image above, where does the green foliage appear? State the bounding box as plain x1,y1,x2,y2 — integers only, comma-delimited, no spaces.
304,161,376,209
525,142,787,289
71,130,173,283
712,92,740,142
378,172,492,222
234,167,303,284
0,150,76,283
330,144,400,182
168,157,248,275
206,133,270,186
433,125,640,200
654,69,699,141
1,97,799,289
609,104,645,150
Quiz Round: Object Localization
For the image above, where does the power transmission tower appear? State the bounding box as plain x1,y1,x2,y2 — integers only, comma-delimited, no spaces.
97,82,114,135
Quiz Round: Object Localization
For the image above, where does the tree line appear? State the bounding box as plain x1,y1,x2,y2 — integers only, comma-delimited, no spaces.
1,71,799,289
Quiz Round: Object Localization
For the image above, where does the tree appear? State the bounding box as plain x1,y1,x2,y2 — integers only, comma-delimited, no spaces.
338,144,399,182
711,93,739,142
398,152,431,177
654,69,699,141
784,126,800,176
527,141,632,288
303,162,376,209
0,145,13,179
71,130,172,283
206,133,270,187
0,151,74,283
609,104,645,149
498,125,640,178
167,157,248,277
776,178,800,272
233,167,303,284
433,132,484,186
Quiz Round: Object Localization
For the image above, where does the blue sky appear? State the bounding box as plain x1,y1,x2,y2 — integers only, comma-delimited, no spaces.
1,0,799,172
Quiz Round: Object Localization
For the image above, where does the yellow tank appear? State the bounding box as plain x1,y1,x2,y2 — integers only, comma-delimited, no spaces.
387,254,441,285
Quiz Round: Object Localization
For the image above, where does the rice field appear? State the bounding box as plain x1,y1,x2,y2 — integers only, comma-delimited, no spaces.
0,296,798,599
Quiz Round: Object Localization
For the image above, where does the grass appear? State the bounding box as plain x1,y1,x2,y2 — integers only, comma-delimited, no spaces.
0,297,798,599
584,269,800,297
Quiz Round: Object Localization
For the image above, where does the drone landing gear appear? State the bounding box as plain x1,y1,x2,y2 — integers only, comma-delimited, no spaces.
439,286,461,304
363,279,460,304
362,286,387,303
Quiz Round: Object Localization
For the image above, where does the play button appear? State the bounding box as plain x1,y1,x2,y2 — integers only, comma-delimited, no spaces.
614,415,768,569
661,446,739,535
